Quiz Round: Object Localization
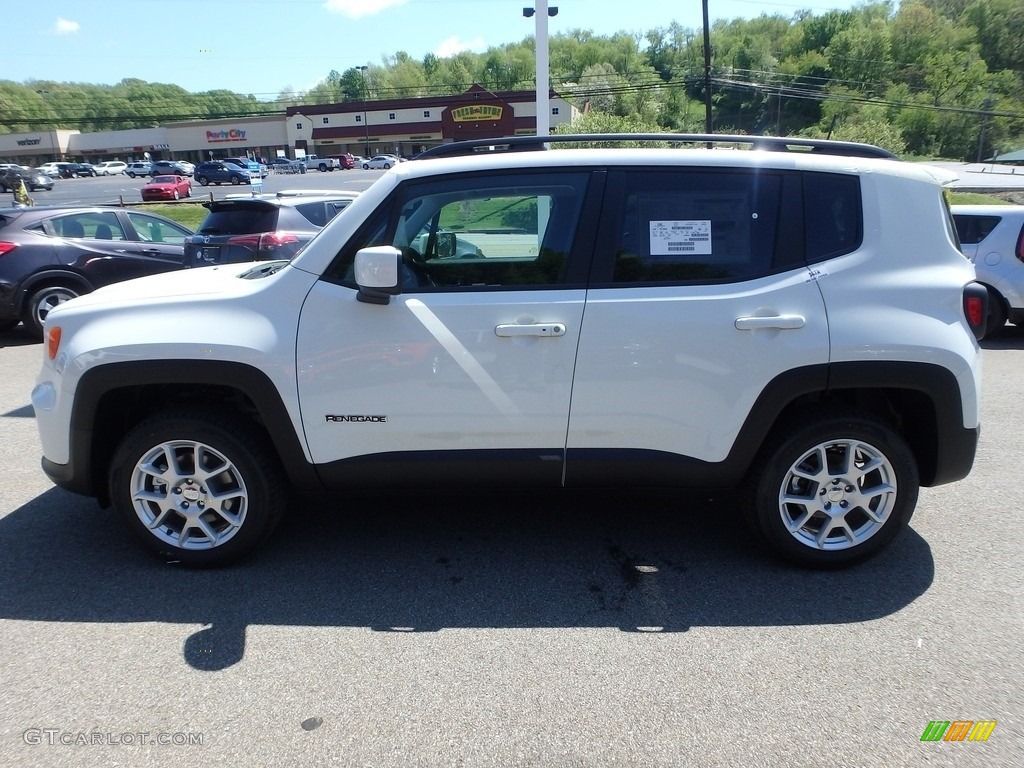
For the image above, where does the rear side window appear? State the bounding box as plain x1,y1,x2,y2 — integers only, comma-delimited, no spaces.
953,215,1001,245
199,206,277,235
38,211,125,240
606,170,787,284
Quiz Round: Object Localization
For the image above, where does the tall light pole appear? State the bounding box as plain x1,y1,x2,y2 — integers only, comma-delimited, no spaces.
702,0,713,134
356,65,369,157
524,1,558,137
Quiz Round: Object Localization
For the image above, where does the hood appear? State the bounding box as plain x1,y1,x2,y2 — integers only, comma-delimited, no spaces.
53,261,280,312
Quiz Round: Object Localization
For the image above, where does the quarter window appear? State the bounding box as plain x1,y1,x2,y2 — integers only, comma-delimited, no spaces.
803,173,862,261
953,214,1001,245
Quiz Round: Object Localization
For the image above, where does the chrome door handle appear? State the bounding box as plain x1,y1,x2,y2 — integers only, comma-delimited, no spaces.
734,314,806,330
495,323,566,337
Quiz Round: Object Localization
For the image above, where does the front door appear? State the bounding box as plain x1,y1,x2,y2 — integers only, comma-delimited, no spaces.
296,169,600,487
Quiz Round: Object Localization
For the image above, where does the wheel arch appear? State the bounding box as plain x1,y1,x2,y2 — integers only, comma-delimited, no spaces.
65,360,323,505
17,270,94,315
738,361,977,489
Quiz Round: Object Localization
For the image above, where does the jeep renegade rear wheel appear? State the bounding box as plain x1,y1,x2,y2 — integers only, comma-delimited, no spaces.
746,412,918,568
109,409,286,567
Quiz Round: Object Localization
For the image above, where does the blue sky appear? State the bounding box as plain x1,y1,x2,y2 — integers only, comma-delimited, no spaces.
11,0,863,99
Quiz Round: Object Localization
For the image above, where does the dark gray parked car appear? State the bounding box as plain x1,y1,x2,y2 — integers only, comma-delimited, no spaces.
0,206,194,335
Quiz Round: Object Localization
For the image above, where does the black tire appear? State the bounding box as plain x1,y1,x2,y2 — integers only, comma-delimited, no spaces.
982,287,1007,339
173,189,180,200
197,175,210,186
109,408,287,567
745,410,918,568
230,175,241,185
127,172,136,178
317,163,327,172
362,163,369,170
24,283,83,337
383,163,391,169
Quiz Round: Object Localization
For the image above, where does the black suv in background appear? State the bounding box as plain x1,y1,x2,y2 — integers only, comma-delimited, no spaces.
55,163,97,178
0,167,55,193
184,191,359,266
193,161,251,186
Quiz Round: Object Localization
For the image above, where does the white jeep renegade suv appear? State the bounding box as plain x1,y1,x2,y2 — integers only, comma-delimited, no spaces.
31,134,987,568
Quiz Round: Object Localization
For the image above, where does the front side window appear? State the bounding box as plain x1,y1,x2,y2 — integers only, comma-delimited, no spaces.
125,212,190,244
324,172,591,290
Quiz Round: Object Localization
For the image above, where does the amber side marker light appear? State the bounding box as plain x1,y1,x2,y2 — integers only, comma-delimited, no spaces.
47,327,62,360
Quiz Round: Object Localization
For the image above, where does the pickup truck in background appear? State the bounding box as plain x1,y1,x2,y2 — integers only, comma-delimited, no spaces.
299,154,341,172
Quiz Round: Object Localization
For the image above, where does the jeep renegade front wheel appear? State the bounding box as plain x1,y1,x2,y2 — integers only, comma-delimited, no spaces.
746,412,918,568
109,409,286,567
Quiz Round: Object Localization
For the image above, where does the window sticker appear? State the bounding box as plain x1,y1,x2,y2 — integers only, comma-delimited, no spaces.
650,220,712,256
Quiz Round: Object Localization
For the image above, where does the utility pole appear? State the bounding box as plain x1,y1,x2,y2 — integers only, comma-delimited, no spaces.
357,65,370,157
976,92,993,163
702,0,713,134
524,1,558,137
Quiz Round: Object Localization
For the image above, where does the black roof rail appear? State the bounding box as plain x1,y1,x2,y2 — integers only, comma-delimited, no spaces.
413,133,898,161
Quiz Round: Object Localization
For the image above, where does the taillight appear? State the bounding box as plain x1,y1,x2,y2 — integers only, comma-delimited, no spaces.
225,232,300,252
963,282,988,341
258,232,300,249
0,241,17,256
225,234,261,248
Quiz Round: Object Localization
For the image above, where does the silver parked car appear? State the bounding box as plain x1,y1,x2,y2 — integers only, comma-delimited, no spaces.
952,204,1024,338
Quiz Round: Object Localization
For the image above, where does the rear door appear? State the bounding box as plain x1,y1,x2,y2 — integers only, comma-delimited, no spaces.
566,167,831,485
296,169,602,487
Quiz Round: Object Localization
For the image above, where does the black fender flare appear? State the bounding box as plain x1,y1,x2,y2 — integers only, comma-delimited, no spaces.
49,359,322,500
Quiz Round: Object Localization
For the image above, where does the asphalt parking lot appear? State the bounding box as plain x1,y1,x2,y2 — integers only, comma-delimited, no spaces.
0,322,1021,767
11,165,383,209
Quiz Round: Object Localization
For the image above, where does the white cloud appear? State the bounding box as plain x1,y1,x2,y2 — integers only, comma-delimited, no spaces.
54,17,80,35
434,35,486,58
323,0,408,19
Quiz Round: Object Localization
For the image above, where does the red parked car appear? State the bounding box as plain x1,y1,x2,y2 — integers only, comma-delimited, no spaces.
141,174,192,201
331,153,356,170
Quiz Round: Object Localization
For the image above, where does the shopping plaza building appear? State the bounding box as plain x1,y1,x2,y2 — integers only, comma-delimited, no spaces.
0,85,578,167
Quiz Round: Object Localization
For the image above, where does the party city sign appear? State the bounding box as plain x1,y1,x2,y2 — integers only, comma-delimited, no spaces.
206,128,247,143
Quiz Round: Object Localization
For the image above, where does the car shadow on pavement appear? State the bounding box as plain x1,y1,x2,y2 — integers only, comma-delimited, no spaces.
0,486,934,671
0,325,38,348
981,324,1024,350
